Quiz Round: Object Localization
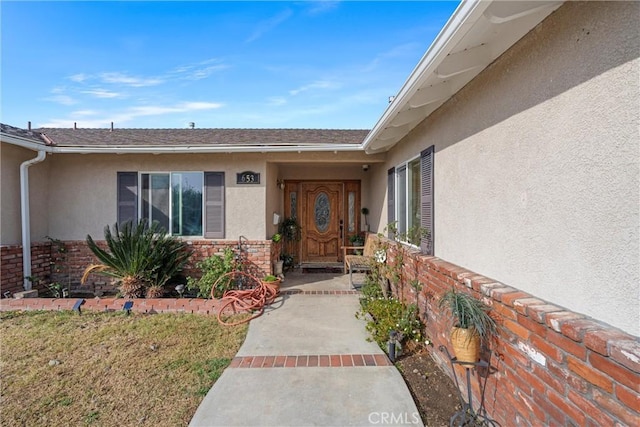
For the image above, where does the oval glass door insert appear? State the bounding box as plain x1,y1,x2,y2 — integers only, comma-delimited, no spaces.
315,192,330,233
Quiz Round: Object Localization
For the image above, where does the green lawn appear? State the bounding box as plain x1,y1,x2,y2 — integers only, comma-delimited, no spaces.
0,310,247,426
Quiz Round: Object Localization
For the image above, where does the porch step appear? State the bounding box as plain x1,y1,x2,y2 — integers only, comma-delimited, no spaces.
300,263,344,274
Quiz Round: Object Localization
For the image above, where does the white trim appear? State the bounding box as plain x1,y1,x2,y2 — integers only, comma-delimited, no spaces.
2,134,47,151
1,137,363,154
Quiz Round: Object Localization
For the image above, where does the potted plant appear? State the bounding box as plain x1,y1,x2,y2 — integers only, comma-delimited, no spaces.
349,233,365,255
438,287,497,364
272,233,284,276
261,274,281,300
361,207,370,232
279,217,301,270
280,253,295,272
279,217,301,242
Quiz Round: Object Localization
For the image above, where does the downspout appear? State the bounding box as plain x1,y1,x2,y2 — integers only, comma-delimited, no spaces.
20,150,46,290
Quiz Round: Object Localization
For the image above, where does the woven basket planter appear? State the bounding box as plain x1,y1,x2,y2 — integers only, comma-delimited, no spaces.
450,327,480,364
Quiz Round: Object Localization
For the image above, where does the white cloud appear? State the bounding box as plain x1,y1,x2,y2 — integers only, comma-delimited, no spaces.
178,101,223,110
81,89,122,98
68,73,88,83
50,86,67,94
289,80,340,96
99,72,164,87
71,110,98,116
39,119,80,128
44,94,77,106
41,101,224,128
187,64,229,80
267,97,287,106
246,9,293,43
171,59,230,81
127,102,223,117
305,1,340,16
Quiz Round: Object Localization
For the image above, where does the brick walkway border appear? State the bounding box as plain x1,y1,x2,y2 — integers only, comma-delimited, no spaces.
281,289,359,295
0,289,359,315
229,354,391,368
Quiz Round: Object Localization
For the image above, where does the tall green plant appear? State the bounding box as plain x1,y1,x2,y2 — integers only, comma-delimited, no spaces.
438,288,497,341
82,219,191,298
186,248,237,298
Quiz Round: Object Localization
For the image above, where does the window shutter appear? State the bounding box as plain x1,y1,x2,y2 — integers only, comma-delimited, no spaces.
387,167,395,239
204,172,225,239
117,172,138,226
420,146,434,255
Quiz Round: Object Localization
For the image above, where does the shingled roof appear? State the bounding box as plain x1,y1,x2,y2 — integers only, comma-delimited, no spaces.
1,123,49,145
35,128,370,147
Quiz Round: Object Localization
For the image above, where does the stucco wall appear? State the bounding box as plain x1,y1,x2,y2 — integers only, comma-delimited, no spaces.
265,161,280,239
42,153,267,241
0,143,49,245
376,1,639,335
31,151,376,243
365,163,389,233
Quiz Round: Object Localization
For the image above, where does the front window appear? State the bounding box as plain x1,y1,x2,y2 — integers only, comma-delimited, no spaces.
171,172,203,236
396,157,421,245
141,172,203,236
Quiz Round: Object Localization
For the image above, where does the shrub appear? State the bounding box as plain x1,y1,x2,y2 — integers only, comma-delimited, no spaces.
186,248,237,298
82,220,191,298
359,281,423,350
360,278,384,304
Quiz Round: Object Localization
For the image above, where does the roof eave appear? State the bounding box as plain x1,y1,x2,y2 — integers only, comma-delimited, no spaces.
363,0,564,154
0,133,48,152
363,0,490,154
1,143,365,154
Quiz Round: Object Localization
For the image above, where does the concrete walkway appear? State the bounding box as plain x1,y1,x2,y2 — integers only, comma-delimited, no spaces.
189,271,422,427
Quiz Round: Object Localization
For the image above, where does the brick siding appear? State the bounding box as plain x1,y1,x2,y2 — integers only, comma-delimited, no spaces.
384,241,639,426
1,239,275,297
1,242,52,295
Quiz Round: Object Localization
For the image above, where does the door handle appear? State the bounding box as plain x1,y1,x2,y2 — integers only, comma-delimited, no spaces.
339,219,343,239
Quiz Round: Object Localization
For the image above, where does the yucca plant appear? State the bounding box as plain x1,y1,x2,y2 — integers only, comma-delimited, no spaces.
82,219,191,298
438,287,497,363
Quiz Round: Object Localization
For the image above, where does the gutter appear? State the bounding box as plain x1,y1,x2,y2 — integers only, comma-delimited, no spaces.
2,136,363,154
20,150,46,290
44,143,363,154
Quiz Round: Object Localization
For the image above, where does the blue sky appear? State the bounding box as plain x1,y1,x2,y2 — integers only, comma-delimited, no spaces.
1,1,459,129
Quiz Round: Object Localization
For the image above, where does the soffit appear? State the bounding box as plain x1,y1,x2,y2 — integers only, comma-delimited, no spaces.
363,0,564,153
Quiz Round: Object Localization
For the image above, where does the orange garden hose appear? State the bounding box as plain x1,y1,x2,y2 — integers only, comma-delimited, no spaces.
213,271,279,326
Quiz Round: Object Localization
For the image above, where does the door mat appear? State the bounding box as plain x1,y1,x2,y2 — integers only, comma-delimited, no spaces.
301,266,344,274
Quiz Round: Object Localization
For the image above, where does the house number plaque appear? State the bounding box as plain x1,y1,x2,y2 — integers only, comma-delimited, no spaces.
236,171,260,184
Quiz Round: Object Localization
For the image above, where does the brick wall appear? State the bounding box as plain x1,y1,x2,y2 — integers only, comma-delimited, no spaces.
185,240,273,280
1,242,52,295
1,239,274,297
385,241,639,426
0,295,224,316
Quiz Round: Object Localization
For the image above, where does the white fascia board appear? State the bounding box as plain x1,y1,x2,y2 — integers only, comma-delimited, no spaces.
3,143,361,154
0,134,48,152
362,0,492,153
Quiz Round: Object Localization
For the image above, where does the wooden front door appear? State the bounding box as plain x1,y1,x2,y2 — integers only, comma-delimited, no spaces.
301,182,343,263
